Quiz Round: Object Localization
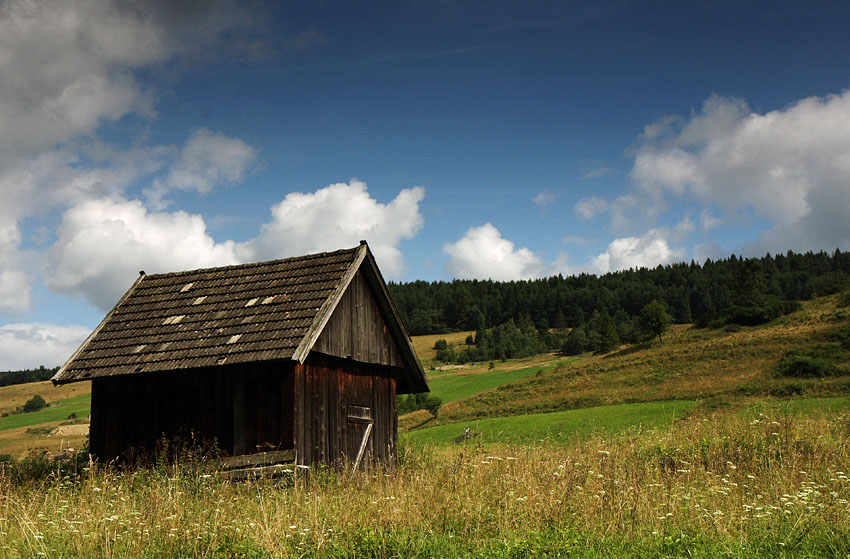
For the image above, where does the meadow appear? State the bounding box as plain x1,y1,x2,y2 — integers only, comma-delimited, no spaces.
1,404,849,557
0,291,849,556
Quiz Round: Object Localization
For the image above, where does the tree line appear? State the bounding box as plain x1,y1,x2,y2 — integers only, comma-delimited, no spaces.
389,249,850,336
0,366,58,387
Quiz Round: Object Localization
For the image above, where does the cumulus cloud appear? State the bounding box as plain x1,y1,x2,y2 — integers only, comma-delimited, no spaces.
444,223,546,281
0,0,268,156
0,270,30,315
145,128,257,207
47,198,238,310
0,323,90,370
0,1,268,315
587,229,685,275
238,180,425,279
627,91,850,252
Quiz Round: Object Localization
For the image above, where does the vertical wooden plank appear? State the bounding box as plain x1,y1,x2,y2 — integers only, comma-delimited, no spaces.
295,363,305,465
390,375,397,462
233,368,246,456
89,379,103,459
319,364,328,462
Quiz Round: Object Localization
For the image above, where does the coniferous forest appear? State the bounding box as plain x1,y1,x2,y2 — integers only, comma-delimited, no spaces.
389,250,850,359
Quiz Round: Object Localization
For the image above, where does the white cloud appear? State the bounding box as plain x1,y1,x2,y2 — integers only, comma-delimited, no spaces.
588,229,685,274
627,91,850,252
146,128,257,208
238,180,425,279
532,190,558,209
0,270,30,315
700,209,722,231
0,1,266,316
47,198,238,310
0,323,90,370
444,223,545,281
574,196,608,220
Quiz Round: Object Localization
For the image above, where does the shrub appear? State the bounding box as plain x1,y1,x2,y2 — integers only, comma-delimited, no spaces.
433,339,448,351
561,327,587,356
421,395,442,418
776,351,836,378
22,395,47,413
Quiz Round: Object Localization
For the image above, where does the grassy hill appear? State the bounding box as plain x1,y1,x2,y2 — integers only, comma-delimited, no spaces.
0,381,91,458
402,291,850,440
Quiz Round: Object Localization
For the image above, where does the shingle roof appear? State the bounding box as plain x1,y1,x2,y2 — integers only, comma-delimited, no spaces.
52,243,425,388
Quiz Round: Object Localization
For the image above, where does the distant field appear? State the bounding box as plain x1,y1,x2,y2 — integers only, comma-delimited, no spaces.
0,380,90,417
403,399,696,445
403,395,850,446
426,361,570,403
0,393,91,432
410,331,474,364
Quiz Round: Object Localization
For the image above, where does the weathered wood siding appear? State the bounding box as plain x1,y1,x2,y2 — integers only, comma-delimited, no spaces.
89,362,295,461
293,353,398,467
314,269,405,368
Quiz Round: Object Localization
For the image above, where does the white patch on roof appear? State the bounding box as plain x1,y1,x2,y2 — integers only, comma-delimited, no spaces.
227,334,242,344
180,282,195,292
193,296,207,305
245,298,259,307
163,315,184,325
133,345,146,353
261,296,276,304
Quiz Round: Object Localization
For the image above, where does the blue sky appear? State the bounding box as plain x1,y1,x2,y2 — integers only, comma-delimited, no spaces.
1,1,850,369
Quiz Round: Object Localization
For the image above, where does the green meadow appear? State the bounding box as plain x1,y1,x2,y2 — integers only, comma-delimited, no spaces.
0,393,91,431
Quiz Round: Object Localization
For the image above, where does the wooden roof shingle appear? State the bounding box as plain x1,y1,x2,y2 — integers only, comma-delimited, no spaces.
52,243,427,392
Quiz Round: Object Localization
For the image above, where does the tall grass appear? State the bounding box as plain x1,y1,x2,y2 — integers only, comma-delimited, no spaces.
2,406,849,557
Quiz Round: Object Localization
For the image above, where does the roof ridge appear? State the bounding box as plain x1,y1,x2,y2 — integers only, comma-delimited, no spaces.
142,245,361,279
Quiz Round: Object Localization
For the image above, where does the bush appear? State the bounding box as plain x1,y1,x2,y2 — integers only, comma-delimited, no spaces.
776,351,836,378
561,328,587,356
22,395,47,413
723,297,800,327
421,395,442,418
433,339,448,351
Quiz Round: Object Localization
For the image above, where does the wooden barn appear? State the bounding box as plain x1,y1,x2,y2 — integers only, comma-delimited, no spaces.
52,241,428,468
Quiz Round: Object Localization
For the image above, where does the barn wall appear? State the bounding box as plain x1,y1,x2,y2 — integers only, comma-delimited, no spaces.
89,361,295,462
314,270,405,368
293,353,398,467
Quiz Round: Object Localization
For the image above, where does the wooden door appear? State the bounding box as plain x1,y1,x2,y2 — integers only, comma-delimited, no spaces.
346,404,373,470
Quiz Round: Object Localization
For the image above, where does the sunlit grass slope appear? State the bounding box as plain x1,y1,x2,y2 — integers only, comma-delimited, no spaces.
414,293,850,430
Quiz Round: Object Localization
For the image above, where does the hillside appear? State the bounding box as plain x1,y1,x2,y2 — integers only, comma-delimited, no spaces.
402,290,850,435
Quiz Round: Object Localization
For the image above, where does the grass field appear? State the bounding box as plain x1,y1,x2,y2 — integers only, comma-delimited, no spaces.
409,330,473,365
2,403,849,558
403,399,696,444
0,380,90,417
0,293,849,556
0,393,91,432
425,360,569,403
